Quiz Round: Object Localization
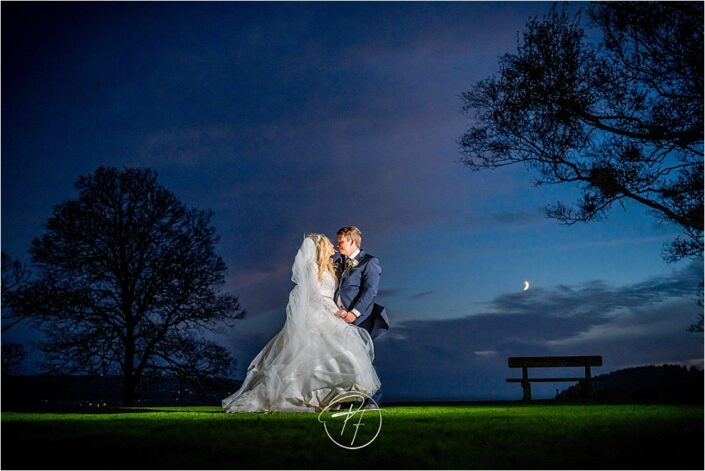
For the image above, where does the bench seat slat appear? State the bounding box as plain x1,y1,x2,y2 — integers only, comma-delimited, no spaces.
508,355,602,368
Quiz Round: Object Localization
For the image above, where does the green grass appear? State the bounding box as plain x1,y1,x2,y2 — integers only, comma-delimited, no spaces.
2,403,703,469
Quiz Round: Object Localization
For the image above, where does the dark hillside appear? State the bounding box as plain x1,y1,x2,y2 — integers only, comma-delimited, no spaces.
557,364,703,403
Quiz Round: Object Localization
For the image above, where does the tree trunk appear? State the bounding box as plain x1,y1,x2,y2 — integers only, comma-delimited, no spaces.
122,375,135,407
123,327,136,406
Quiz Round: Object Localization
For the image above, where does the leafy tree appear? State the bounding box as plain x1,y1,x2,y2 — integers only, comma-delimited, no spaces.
1,343,28,376
2,252,32,375
687,289,703,334
459,2,703,262
12,167,245,405
2,251,31,332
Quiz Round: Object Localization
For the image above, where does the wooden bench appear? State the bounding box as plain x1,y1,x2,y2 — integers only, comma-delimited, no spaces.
506,355,603,401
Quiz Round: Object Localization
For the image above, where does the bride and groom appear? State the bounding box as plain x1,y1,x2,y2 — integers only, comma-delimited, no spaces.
222,226,390,413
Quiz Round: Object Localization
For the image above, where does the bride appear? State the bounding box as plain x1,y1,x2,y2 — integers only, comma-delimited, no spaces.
222,234,381,413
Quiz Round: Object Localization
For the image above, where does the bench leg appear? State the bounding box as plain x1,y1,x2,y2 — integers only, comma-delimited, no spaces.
584,365,592,399
521,380,532,401
521,366,531,401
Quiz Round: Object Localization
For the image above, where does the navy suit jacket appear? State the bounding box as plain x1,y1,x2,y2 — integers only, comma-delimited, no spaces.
335,250,390,339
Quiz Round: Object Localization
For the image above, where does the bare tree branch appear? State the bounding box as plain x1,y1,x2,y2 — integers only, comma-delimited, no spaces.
12,167,245,405
459,3,703,262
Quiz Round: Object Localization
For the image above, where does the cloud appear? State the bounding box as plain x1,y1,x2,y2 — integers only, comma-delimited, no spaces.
535,234,684,253
370,260,703,400
222,259,702,401
100,4,564,324
474,350,498,357
379,288,405,297
487,209,547,227
137,124,240,166
6,2,696,399
486,261,702,318
408,290,436,300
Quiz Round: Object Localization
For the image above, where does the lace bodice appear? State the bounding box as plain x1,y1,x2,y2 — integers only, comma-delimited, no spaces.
319,270,339,314
320,270,336,297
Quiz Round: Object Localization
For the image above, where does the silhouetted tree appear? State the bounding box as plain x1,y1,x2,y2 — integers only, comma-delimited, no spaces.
2,343,28,376
2,252,32,374
2,251,32,332
688,314,704,334
459,3,703,262
12,167,245,405
687,288,703,333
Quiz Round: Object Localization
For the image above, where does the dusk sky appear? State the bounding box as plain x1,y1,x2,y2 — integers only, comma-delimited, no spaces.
3,2,702,400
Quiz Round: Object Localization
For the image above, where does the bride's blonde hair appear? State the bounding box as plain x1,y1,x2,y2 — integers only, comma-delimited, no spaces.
307,233,337,282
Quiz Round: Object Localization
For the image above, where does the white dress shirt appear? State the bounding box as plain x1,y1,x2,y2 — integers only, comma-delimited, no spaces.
337,249,361,317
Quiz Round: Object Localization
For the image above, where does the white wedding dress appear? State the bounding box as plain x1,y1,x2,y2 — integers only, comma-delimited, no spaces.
222,238,380,413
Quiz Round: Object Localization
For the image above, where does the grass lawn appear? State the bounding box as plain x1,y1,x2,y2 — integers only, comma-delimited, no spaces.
2,403,703,469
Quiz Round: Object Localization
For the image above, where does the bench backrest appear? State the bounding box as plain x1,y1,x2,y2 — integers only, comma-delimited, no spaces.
508,355,602,368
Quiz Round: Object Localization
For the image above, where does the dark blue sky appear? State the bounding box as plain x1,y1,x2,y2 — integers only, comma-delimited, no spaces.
2,2,702,400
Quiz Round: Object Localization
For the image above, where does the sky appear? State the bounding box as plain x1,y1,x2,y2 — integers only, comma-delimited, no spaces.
2,2,703,401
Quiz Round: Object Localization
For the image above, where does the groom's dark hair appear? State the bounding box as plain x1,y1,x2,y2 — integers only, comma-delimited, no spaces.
337,226,362,247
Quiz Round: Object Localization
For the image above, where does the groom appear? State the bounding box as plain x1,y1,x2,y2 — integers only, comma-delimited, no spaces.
334,226,389,409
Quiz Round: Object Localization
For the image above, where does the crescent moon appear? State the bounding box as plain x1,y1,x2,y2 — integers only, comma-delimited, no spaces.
523,281,530,291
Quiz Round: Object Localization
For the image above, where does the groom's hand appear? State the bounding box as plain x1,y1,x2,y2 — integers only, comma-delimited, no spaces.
335,310,355,323
335,310,357,324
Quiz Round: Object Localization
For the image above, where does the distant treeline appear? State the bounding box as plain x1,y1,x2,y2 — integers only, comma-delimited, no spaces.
557,364,704,403
3,365,702,408
1,375,243,409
